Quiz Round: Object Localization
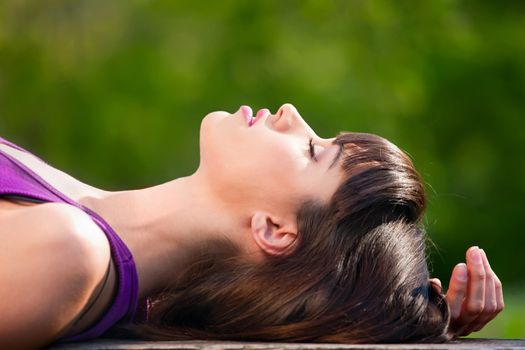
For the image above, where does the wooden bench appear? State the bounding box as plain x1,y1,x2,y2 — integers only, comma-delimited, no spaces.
48,338,525,349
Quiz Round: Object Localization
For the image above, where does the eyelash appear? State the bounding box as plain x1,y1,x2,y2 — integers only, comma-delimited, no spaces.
308,138,318,161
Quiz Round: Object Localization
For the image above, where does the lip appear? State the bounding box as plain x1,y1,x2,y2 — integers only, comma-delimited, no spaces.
239,105,253,126
250,108,270,127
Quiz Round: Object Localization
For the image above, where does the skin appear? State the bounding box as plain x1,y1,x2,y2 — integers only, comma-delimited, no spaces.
85,103,345,298
431,246,504,337
0,103,503,342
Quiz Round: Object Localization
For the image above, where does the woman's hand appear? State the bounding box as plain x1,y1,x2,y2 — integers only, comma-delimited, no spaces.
430,246,504,337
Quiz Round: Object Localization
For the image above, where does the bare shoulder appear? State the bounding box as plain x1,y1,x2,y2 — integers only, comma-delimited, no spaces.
0,202,111,349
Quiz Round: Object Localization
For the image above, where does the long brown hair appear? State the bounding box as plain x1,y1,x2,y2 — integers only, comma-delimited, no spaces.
119,132,450,343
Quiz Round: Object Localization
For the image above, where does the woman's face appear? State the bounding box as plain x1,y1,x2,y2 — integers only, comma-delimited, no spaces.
198,103,344,220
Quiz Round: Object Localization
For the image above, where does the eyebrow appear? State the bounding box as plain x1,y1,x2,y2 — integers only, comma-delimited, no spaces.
328,143,343,170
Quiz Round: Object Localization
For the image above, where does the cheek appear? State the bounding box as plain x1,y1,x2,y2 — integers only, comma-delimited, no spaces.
199,117,307,205
241,129,309,179
224,147,306,209
250,142,308,181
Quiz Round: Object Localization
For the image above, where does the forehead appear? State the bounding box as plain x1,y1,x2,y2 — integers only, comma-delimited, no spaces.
326,139,344,171
303,141,345,202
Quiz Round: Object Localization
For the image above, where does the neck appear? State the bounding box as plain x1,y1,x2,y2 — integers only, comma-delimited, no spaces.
85,171,242,300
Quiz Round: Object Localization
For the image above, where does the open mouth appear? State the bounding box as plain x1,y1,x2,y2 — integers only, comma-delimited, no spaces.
240,105,269,127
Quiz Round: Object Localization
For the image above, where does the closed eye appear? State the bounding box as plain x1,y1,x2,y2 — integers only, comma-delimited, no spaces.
308,138,318,161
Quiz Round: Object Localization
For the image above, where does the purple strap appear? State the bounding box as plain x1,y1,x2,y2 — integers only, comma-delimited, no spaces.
0,136,140,342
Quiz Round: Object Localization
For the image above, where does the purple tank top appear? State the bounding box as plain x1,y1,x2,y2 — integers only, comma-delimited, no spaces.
0,136,142,342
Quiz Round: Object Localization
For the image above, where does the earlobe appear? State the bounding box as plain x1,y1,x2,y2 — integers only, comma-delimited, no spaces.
250,211,297,256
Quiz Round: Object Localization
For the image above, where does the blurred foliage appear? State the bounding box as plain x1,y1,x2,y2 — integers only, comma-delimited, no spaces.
0,0,524,337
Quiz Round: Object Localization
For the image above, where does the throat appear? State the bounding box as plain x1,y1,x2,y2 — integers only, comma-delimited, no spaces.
86,174,223,299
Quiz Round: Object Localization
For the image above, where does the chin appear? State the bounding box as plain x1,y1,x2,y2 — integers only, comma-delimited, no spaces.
198,111,232,173
204,110,230,120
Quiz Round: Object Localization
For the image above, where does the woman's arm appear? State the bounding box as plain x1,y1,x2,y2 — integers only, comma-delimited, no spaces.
0,203,111,349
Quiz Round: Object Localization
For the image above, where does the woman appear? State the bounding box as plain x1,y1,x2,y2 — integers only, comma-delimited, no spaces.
0,104,503,348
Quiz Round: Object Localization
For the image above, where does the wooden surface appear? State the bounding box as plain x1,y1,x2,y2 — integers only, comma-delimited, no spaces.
48,338,525,350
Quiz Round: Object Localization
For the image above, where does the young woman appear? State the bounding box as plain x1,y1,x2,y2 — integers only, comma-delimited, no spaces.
0,104,503,348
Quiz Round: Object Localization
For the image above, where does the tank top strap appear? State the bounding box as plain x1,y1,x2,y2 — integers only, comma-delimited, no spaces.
0,136,140,342
0,136,49,164
0,136,27,152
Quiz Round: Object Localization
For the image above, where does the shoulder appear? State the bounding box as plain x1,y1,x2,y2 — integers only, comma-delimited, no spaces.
0,202,110,271
1,201,109,250
0,202,111,348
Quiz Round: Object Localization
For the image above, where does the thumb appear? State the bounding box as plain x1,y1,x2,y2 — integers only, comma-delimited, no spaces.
429,278,442,293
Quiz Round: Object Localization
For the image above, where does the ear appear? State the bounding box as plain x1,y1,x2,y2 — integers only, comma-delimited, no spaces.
250,211,297,256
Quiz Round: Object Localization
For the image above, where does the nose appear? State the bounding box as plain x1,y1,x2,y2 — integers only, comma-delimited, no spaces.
276,103,297,119
273,103,317,137
273,103,300,131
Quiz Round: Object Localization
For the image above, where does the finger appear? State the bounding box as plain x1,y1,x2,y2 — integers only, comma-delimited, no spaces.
446,263,468,322
494,272,504,314
483,251,504,315
469,249,497,333
430,278,442,293
456,246,486,336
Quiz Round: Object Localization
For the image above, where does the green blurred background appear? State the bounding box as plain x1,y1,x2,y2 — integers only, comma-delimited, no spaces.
0,0,523,338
